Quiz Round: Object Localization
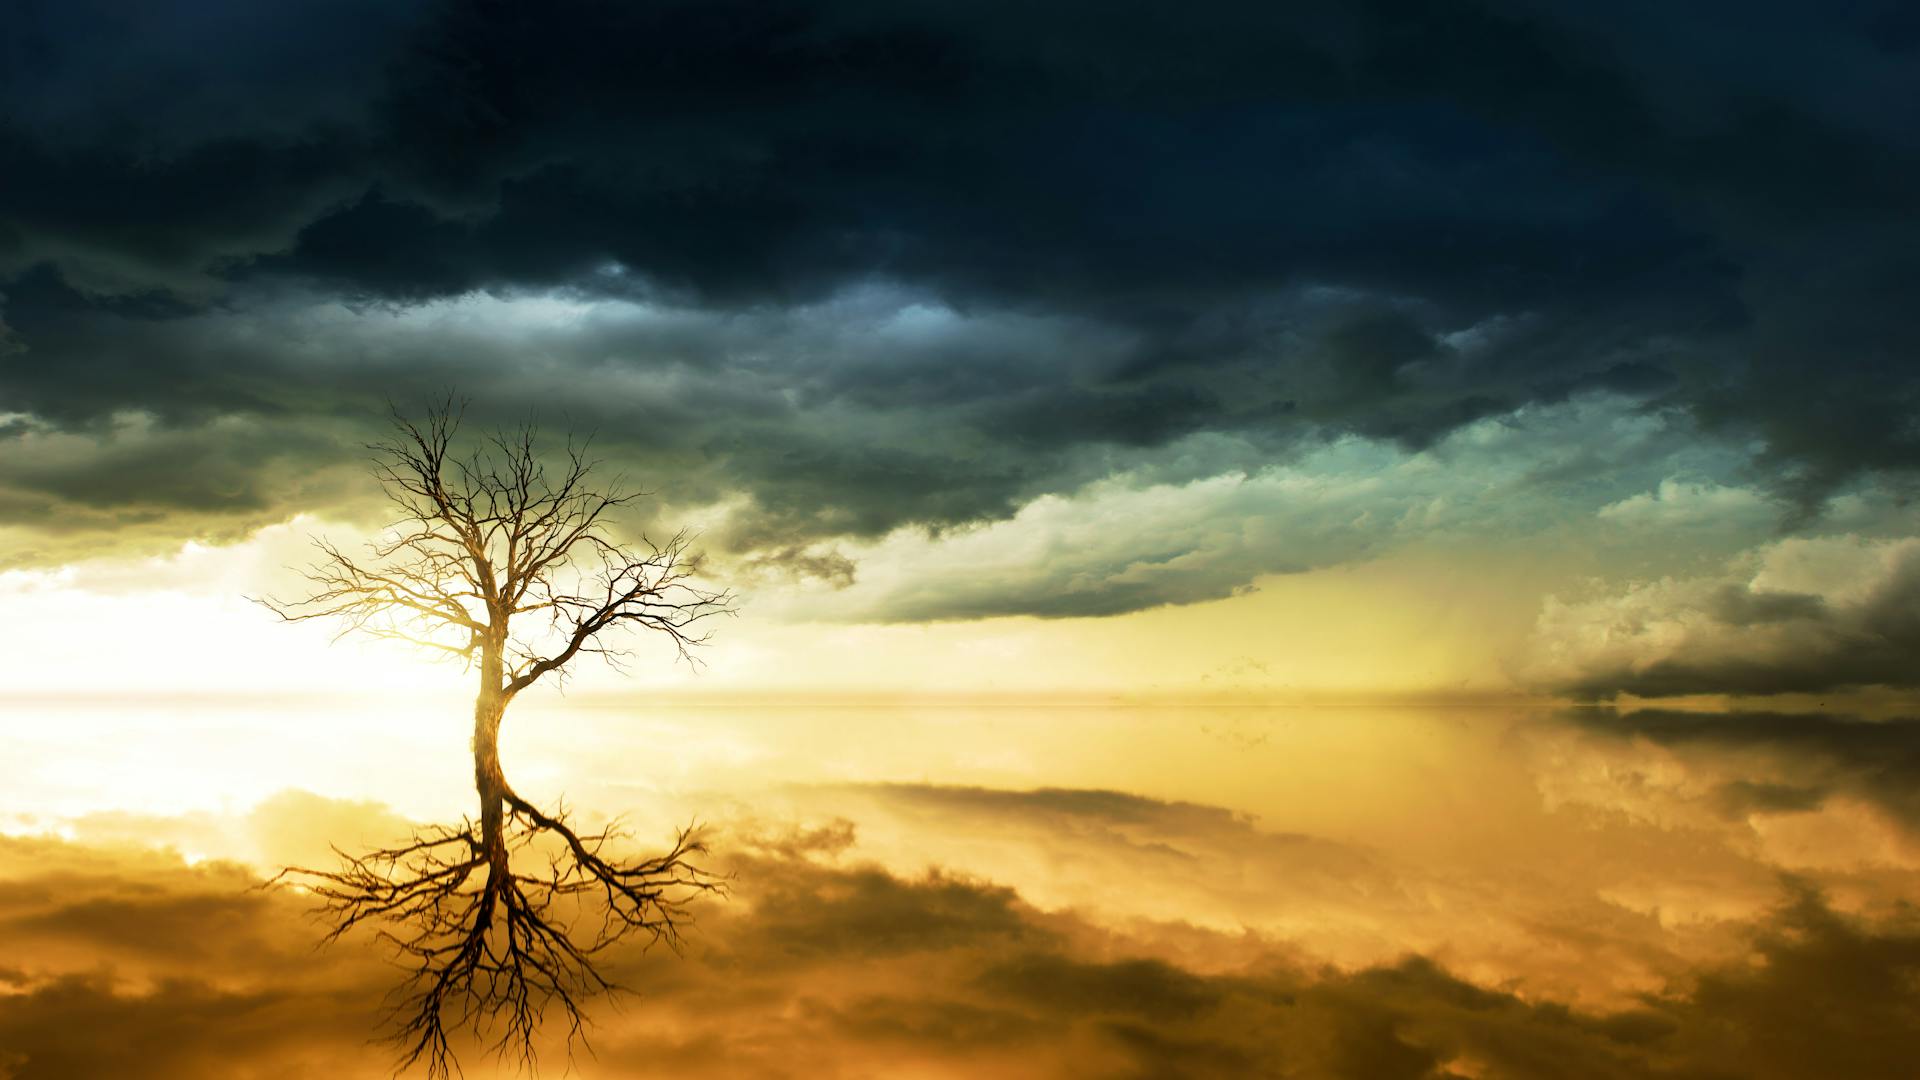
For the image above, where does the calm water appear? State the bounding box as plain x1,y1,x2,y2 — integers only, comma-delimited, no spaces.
8,694,1914,1011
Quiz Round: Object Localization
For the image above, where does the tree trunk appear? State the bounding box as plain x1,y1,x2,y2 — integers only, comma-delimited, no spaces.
473,649,510,883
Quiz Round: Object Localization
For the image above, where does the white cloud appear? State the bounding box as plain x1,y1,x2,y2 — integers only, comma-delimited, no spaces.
1596,478,1776,531
1523,535,1920,697
754,399,1779,623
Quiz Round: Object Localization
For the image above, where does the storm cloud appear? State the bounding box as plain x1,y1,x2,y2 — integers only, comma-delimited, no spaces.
5,0,1920,618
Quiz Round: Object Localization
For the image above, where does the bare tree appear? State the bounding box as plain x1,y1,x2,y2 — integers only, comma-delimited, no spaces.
257,400,734,1077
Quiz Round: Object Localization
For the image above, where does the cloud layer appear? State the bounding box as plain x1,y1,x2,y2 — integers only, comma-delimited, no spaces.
6,0,1920,627
1528,536,1920,697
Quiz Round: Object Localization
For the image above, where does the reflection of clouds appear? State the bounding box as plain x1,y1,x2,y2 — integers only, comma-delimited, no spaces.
4,820,1920,1080
776,783,1427,974
1746,797,1919,873
736,780,1801,1006
0,833,397,1079
1555,708,1920,833
11,702,1920,1074
27,698,1920,1015
1529,709,1920,915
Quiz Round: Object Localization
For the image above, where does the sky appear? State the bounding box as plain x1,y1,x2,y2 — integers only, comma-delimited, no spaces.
4,2,1920,1077
5,0,1920,700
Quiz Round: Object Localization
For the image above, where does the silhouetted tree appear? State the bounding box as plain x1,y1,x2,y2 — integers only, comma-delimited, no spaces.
258,400,733,1077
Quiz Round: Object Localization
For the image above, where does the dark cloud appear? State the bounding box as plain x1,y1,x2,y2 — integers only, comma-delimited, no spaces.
4,0,1918,614
6,821,1919,1080
1706,584,1827,627
1,0,429,148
